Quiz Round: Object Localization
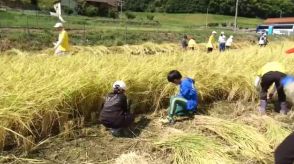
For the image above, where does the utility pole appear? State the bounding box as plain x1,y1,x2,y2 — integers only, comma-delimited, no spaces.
118,0,124,19
280,10,283,18
206,1,211,29
206,7,209,29
234,0,239,33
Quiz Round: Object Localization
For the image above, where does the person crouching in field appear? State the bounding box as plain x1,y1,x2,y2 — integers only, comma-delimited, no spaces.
53,22,69,55
255,62,288,115
99,81,134,137
167,70,198,124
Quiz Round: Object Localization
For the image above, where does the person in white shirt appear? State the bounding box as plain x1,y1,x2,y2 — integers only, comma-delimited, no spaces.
225,35,233,50
258,33,268,47
218,31,226,52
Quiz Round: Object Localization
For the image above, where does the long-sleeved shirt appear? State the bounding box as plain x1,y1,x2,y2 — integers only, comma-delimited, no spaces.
99,92,128,126
177,78,198,110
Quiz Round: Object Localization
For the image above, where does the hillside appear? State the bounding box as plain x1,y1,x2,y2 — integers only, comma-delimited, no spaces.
134,12,263,30
125,0,294,18
0,10,262,51
0,10,262,31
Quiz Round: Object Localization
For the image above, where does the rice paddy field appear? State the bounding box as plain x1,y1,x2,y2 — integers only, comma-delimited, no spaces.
0,41,294,163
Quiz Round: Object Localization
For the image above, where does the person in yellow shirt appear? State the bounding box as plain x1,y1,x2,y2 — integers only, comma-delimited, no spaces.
255,62,288,115
53,22,69,55
188,37,197,50
206,31,217,53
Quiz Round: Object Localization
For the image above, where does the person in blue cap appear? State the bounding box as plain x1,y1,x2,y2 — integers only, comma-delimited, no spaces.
166,70,198,124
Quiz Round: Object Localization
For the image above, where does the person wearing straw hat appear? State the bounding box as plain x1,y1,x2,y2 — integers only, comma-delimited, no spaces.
255,62,288,115
53,22,69,55
218,31,226,52
99,81,134,137
206,31,217,53
166,70,198,125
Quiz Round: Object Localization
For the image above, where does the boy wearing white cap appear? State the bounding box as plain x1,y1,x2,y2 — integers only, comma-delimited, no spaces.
99,81,134,137
218,31,226,52
53,22,69,55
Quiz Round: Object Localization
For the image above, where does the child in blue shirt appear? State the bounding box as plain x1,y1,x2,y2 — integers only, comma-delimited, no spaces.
167,70,198,124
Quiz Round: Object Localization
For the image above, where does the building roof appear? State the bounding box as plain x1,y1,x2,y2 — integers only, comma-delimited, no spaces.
85,0,117,7
265,17,294,24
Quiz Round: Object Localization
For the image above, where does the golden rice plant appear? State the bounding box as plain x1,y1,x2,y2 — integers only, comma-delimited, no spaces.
155,133,236,164
240,115,292,149
192,116,272,162
0,41,294,154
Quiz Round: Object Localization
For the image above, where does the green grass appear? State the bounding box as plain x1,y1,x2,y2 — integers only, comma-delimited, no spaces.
0,10,262,51
0,10,263,32
134,12,263,30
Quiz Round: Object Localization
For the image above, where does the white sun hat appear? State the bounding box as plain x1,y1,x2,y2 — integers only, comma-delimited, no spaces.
221,31,225,34
113,81,127,90
54,22,63,28
212,31,217,34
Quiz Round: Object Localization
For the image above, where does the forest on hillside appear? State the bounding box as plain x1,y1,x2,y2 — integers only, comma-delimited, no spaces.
125,0,294,18
2,0,294,19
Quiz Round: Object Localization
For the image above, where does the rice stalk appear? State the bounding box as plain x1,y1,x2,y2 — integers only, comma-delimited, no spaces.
155,133,236,164
0,41,294,153
193,116,272,162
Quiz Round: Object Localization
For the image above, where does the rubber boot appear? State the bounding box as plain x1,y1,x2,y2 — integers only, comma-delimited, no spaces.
110,128,122,137
259,100,267,115
168,116,175,125
280,102,288,115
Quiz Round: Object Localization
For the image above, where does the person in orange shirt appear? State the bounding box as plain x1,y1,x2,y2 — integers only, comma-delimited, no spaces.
53,22,69,55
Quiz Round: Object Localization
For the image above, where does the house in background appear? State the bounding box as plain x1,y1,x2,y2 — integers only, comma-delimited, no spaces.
61,0,78,10
257,17,294,35
264,17,294,25
61,0,78,14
